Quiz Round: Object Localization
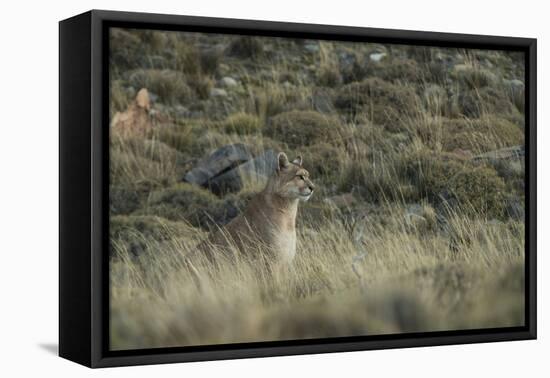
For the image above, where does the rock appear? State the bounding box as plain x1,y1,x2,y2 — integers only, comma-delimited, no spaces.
210,88,228,97
207,150,278,195
312,89,335,113
369,52,387,62
173,105,191,119
452,148,474,160
505,198,525,221
505,79,525,90
404,203,437,231
473,145,524,161
183,143,253,186
219,76,238,88
282,81,293,89
111,88,153,137
304,42,319,53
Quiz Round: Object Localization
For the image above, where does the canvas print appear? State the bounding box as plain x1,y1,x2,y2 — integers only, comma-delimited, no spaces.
108,27,526,351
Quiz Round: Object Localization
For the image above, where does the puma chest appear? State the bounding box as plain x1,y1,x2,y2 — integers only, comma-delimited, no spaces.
270,229,296,264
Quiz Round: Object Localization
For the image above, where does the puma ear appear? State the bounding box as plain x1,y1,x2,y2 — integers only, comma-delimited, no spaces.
292,155,303,166
277,152,290,171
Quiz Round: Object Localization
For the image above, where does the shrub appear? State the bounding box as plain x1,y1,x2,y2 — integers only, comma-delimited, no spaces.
109,29,142,69
339,156,418,204
301,143,345,179
454,86,516,118
265,110,347,148
317,65,343,87
452,64,497,90
110,79,133,118
127,69,194,105
199,48,222,75
138,183,241,229
422,84,450,117
110,187,143,215
367,59,424,84
444,166,507,218
223,113,263,135
109,137,180,188
402,151,506,218
416,115,523,154
155,124,208,158
227,36,265,59
110,215,192,257
334,78,421,130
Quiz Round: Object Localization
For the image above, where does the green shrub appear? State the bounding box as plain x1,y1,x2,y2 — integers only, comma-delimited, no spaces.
334,78,421,130
317,65,343,87
155,125,207,158
199,48,222,75
110,187,143,215
422,84,450,117
402,151,506,217
339,156,418,204
455,86,516,118
109,29,143,69
227,36,265,59
137,183,241,229
416,116,523,154
301,143,346,178
265,110,347,148
452,64,497,90
110,215,192,257
110,79,133,118
127,69,194,105
223,113,263,135
368,59,423,84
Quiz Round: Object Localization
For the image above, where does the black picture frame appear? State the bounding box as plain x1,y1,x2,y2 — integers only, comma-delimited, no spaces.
59,9,537,368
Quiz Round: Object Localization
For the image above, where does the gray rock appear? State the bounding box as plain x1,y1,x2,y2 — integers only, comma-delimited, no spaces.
207,150,278,195
183,143,253,186
304,42,319,53
506,199,525,221
473,145,524,161
219,76,238,88
173,105,191,118
369,52,387,62
210,88,228,97
312,89,335,113
505,79,525,90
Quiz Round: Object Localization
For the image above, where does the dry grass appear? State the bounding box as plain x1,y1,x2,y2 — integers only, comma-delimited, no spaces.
110,204,524,350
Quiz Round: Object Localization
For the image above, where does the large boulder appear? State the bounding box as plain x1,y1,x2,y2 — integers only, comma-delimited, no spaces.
183,145,279,196
183,143,253,186
206,150,278,195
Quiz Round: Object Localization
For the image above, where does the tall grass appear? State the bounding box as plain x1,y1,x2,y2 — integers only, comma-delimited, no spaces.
110,203,524,350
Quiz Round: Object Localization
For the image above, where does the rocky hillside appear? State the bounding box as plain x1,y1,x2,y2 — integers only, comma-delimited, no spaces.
110,28,525,247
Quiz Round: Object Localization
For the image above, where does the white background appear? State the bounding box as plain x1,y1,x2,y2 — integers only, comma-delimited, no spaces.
0,0,546,376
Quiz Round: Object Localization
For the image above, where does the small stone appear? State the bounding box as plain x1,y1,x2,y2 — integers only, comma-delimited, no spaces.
210,88,228,97
219,77,238,88
304,42,319,53
173,105,190,118
369,52,387,62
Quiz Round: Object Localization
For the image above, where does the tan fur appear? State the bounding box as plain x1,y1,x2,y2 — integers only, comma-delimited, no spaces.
195,152,315,267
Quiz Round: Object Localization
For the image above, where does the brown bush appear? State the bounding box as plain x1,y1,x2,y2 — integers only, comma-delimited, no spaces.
334,78,421,130
265,110,348,148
